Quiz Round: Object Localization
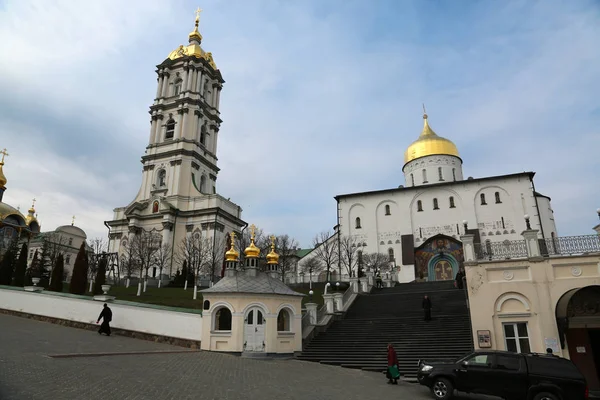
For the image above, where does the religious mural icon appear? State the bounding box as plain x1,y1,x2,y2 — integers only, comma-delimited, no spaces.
414,234,464,282
477,330,492,348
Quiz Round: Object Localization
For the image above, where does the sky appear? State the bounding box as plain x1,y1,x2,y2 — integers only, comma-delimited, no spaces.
0,0,599,248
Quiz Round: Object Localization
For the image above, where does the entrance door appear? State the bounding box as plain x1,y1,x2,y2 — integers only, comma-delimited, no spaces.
433,259,454,281
244,308,265,352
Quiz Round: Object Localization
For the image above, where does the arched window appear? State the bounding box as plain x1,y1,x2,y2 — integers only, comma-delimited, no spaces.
388,248,395,262
480,193,487,205
422,169,428,183
214,307,232,331
203,300,210,310
152,201,159,213
200,175,207,193
449,196,455,208
495,191,501,204
165,119,175,139
433,198,439,210
66,255,71,265
385,205,391,216
417,200,423,212
438,167,444,181
452,168,456,181
355,217,361,229
277,309,291,332
157,170,166,187
68,238,73,246
410,173,415,186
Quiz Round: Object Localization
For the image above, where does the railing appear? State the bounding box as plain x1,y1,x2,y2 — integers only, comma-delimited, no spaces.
341,285,354,309
541,235,600,256
474,240,528,260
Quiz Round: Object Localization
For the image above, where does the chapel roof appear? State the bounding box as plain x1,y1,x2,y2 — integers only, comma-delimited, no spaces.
201,271,304,297
404,111,460,165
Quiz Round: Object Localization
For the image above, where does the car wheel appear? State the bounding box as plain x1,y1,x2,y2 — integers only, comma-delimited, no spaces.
533,392,559,400
430,378,454,400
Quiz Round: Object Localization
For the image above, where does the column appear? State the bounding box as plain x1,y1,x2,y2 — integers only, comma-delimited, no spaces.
305,303,318,325
186,68,195,92
349,277,359,292
148,118,156,144
179,109,188,139
522,229,542,258
323,294,335,314
155,74,163,98
361,280,368,292
161,74,170,98
182,67,190,93
216,87,222,109
191,111,200,142
196,70,203,93
175,110,184,139
333,292,343,311
460,234,476,262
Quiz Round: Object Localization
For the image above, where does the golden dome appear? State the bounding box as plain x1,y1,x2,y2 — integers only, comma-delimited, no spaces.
225,232,239,262
266,236,279,265
0,148,8,189
166,8,218,70
244,224,261,258
404,113,460,165
25,198,37,225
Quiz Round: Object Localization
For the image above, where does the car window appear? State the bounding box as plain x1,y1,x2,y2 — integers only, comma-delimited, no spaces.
496,354,520,371
467,354,492,367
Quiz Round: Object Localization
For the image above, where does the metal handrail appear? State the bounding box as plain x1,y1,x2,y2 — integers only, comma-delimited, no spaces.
541,235,600,256
342,285,354,308
301,311,312,328
316,304,327,324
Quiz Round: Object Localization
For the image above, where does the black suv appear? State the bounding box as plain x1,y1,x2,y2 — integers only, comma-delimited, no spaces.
417,350,588,400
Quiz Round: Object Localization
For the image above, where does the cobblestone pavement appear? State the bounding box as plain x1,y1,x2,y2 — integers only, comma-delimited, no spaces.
0,315,494,400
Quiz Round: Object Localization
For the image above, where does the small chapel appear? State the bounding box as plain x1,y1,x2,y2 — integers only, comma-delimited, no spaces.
200,227,304,355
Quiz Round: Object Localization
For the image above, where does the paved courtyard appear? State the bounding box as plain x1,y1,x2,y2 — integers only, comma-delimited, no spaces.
0,314,492,400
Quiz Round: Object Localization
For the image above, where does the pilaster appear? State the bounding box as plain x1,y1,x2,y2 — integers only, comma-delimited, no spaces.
460,234,476,262
522,229,542,259
323,294,335,314
305,303,318,325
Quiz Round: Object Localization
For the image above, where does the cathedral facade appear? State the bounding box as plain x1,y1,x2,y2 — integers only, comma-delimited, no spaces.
335,112,558,283
106,12,245,278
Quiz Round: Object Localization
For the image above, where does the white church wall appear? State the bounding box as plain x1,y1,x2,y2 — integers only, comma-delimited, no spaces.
0,286,203,341
536,196,558,237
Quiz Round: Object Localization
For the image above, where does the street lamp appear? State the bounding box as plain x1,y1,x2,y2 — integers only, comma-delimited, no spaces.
596,208,600,220
462,220,468,232
524,214,531,230
336,281,340,291
308,289,314,302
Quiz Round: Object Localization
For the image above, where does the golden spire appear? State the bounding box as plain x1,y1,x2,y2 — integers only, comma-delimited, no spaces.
71,215,76,226
26,198,37,225
189,7,203,42
244,224,261,258
420,103,436,137
225,232,240,262
0,148,8,189
29,198,36,213
266,235,280,265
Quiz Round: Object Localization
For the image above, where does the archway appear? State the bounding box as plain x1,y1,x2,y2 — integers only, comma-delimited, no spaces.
555,285,600,390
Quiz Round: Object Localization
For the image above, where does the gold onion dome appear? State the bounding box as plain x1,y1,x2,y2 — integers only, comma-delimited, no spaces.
167,8,218,70
244,224,261,258
25,198,37,225
225,232,239,262
404,112,460,165
266,237,279,265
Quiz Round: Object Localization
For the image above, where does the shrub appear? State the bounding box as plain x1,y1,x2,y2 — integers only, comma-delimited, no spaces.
49,254,64,292
69,242,89,295
12,243,28,287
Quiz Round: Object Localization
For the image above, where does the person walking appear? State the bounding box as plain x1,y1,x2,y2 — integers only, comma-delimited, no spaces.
422,295,432,321
97,303,112,336
386,343,400,385
455,267,465,289
376,272,383,288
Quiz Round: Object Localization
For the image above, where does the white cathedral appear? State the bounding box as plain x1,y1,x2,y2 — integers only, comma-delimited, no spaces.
106,13,245,275
332,112,558,283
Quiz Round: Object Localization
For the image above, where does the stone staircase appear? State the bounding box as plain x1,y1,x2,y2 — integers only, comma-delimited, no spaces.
297,280,474,378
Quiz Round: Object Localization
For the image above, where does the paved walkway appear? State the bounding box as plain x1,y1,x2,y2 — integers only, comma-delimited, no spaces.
0,314,492,400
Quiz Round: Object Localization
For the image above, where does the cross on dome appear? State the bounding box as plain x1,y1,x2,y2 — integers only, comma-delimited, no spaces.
0,148,8,163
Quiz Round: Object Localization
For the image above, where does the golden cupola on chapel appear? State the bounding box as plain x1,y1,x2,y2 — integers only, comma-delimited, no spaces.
404,111,460,165
225,232,240,262
244,225,261,259
266,236,280,265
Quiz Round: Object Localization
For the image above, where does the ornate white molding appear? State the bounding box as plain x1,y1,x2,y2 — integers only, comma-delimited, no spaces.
571,267,583,277
503,271,514,281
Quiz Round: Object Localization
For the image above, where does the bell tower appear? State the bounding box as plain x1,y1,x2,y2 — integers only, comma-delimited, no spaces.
106,9,244,280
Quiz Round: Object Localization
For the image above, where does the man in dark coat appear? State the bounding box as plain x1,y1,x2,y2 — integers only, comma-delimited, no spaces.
455,267,465,289
97,303,112,336
422,295,432,321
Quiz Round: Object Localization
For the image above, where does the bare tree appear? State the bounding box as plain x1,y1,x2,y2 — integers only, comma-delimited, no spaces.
119,241,137,288
154,243,172,288
339,235,361,278
178,233,212,300
299,257,322,289
129,229,161,296
362,252,390,275
274,234,299,281
311,231,338,283
236,225,269,268
207,233,228,284
44,233,69,284
87,238,106,292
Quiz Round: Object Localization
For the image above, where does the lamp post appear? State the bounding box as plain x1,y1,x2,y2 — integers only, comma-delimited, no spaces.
336,281,340,291
308,289,313,302
596,208,600,220
524,214,532,230
462,220,468,233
